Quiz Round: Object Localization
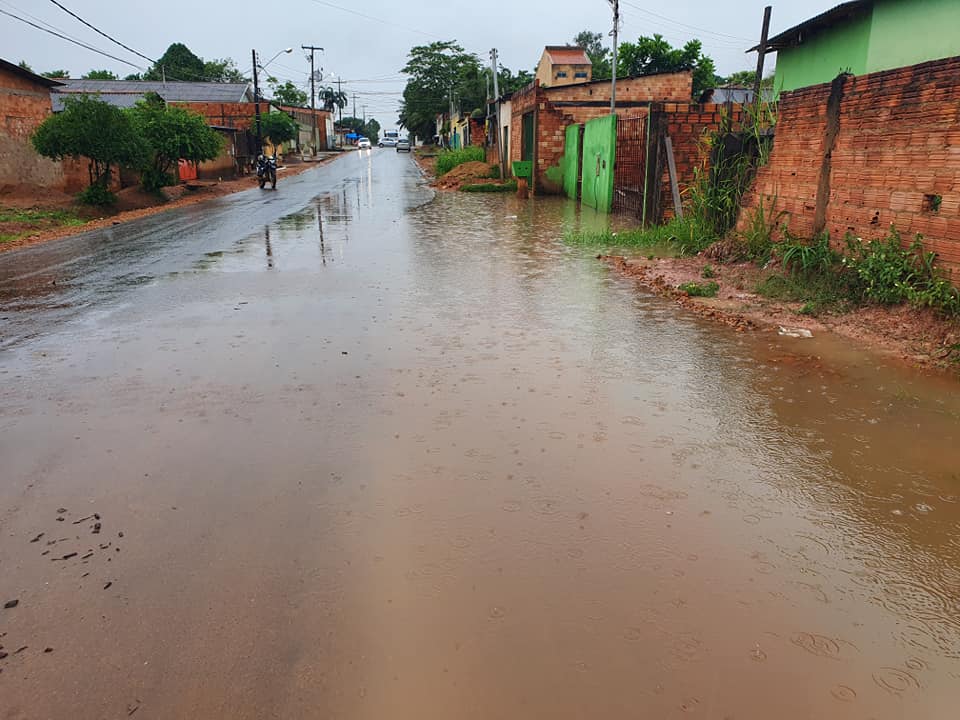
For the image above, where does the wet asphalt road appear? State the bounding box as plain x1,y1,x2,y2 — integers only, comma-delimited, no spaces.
1,150,960,719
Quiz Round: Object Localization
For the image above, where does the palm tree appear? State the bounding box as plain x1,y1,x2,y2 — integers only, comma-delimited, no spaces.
319,86,348,113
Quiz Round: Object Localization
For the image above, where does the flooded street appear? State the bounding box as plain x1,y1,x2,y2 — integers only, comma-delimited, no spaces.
1,150,959,719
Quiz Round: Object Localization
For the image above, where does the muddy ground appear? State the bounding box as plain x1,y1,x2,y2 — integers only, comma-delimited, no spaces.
604,254,960,374
414,151,512,191
0,154,339,255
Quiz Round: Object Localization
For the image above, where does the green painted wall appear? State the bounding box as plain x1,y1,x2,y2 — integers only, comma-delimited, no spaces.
774,11,871,93
580,115,617,213
774,0,960,93
867,0,960,73
562,124,582,200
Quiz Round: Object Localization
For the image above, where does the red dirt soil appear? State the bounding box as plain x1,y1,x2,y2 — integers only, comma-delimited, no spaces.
604,254,960,374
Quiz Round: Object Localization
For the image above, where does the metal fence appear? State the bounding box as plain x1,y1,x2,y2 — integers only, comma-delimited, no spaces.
613,116,647,217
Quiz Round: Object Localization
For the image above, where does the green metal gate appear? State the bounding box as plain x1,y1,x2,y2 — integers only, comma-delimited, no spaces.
562,123,582,200
521,112,535,161
580,114,617,212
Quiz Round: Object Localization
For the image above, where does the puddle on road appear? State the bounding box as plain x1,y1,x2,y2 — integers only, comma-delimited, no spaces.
0,169,959,719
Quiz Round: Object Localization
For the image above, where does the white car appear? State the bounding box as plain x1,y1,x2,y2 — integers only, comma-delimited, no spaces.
357,138,371,149
378,138,397,148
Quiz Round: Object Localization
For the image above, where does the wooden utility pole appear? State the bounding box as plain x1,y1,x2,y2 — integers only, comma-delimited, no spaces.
490,48,504,180
251,48,262,156
609,0,619,113
302,45,323,154
753,6,772,103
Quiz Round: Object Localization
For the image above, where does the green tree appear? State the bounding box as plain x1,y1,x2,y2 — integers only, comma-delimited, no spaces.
268,80,308,107
617,34,717,99
722,69,775,89
498,67,534,94
203,57,247,83
43,69,70,79
128,94,223,191
144,43,204,81
18,60,33,73
399,41,483,141
573,30,611,80
363,118,380,144
259,111,298,148
31,95,144,203
82,69,119,80
124,73,142,81
319,85,348,112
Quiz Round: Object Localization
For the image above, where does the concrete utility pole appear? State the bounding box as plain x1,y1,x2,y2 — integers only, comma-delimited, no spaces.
353,93,357,122
252,48,262,156
302,45,324,154
490,48,504,180
337,77,343,133
609,0,619,114
753,6,772,105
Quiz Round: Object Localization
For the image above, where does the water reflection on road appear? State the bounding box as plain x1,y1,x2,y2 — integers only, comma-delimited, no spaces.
0,152,958,719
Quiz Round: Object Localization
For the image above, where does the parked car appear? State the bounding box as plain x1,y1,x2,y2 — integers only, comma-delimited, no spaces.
357,137,371,149
396,138,411,153
379,137,397,148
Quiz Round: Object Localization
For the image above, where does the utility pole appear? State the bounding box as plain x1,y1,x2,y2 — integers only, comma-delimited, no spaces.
490,48,504,180
302,45,324,154
337,76,343,137
353,93,357,123
251,48,262,156
753,6,772,105
609,0,619,114
362,105,367,127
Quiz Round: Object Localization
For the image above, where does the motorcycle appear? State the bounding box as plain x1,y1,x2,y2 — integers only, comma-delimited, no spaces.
256,154,277,189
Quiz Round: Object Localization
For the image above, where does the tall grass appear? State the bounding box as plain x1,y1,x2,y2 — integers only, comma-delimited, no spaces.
565,215,717,256
435,146,486,175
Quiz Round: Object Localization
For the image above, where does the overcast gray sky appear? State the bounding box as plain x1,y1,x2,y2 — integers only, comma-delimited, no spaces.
3,0,836,127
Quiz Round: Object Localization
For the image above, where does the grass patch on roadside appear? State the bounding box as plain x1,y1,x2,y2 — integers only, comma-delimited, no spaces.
0,207,87,244
678,281,719,297
460,180,517,193
435,146,486,175
565,215,717,257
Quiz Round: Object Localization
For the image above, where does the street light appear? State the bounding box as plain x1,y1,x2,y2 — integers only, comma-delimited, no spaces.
251,47,293,156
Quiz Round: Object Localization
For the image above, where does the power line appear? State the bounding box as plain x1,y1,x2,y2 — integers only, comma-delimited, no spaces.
306,0,436,39
0,7,145,70
620,1,754,44
47,0,155,64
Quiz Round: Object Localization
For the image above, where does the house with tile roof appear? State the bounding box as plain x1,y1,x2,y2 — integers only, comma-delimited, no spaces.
535,46,592,88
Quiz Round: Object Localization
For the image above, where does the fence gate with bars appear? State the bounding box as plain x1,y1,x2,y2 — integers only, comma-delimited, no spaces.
613,115,647,218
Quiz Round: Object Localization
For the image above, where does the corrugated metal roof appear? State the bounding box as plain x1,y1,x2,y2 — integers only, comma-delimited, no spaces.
544,47,592,66
51,91,147,111
749,1,872,51
55,79,252,103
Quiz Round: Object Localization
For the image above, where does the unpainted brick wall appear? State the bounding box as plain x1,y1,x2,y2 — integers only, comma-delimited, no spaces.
739,56,960,276
0,67,65,191
656,102,747,220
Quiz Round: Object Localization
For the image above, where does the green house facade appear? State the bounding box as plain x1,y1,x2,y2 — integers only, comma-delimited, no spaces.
760,0,960,93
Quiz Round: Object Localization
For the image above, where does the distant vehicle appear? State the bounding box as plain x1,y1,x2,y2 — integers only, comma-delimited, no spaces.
379,137,398,148
396,138,411,153
382,129,400,143
357,137,371,149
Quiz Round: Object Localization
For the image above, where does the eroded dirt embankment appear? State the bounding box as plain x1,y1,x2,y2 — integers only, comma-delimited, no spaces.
604,254,960,374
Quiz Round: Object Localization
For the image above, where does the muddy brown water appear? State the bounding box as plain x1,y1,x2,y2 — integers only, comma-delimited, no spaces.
1,152,959,719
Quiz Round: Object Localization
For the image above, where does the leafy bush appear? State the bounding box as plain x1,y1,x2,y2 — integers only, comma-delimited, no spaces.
778,232,839,275
435,146,485,175
843,229,920,304
77,183,116,206
678,281,719,297
739,195,787,264
701,264,716,278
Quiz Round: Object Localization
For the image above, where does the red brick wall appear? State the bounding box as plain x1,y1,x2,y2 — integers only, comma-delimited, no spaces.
0,66,65,191
170,101,254,129
739,57,960,276
544,71,692,105
657,102,747,220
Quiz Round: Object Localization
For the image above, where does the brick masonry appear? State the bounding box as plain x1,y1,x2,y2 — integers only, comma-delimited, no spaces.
509,72,694,193
739,56,960,276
